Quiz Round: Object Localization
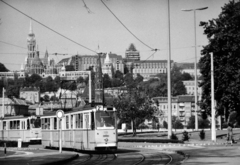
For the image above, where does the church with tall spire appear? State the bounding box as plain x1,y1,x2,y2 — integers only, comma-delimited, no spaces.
24,20,56,75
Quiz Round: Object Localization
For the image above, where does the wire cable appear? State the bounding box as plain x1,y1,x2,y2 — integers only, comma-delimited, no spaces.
100,0,155,50
0,40,27,50
0,0,97,54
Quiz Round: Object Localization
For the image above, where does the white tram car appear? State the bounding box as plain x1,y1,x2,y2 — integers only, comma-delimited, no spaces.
41,106,118,151
0,116,41,142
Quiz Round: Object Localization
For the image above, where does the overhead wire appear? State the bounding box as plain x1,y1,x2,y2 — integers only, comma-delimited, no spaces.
0,40,27,50
100,0,156,51
0,0,97,54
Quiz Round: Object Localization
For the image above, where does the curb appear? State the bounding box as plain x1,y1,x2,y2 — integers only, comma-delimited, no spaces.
119,142,226,148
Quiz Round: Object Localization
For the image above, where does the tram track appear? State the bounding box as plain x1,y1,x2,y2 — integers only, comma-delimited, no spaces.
65,148,182,165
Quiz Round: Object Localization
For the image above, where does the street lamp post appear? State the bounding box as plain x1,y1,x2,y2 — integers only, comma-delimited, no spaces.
182,7,208,131
211,53,216,141
167,0,172,139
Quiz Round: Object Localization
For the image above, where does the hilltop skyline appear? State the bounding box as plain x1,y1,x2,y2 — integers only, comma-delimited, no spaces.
0,0,229,71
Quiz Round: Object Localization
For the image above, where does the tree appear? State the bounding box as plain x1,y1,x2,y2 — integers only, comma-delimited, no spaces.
199,1,240,124
187,116,196,129
181,72,193,81
187,115,210,129
103,74,112,88
163,121,168,129
172,116,184,130
115,70,124,80
27,73,42,85
43,94,50,102
6,85,19,98
0,63,9,72
142,65,187,97
113,87,157,136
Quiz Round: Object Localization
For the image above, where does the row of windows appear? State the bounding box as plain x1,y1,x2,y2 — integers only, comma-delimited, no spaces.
159,104,177,109
0,119,41,130
41,113,90,130
135,63,167,68
134,69,166,73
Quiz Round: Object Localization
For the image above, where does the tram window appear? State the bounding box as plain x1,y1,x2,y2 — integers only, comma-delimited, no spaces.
84,114,89,129
66,116,69,129
54,118,57,129
91,112,95,130
10,121,13,129
46,118,50,129
3,121,6,130
22,121,25,129
27,120,30,129
30,117,41,128
96,111,115,129
16,121,20,129
41,119,44,129
76,114,83,128
71,115,73,129
41,118,50,129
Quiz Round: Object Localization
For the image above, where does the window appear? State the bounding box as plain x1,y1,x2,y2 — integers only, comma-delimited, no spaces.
54,118,57,130
84,113,89,129
76,114,83,128
41,118,50,130
95,111,115,129
66,116,69,129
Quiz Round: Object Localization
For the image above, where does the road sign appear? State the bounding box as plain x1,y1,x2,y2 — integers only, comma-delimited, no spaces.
56,110,64,119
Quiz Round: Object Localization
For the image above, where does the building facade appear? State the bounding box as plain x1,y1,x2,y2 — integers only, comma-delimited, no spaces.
0,97,29,117
57,53,124,77
153,95,198,127
183,80,202,96
20,87,40,104
133,60,168,79
176,62,201,78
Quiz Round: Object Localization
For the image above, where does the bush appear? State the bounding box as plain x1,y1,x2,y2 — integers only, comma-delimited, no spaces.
199,129,205,140
182,131,190,141
170,132,178,140
163,121,168,129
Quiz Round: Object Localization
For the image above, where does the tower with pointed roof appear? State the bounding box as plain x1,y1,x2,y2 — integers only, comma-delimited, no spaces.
102,53,113,78
23,20,57,75
27,20,36,63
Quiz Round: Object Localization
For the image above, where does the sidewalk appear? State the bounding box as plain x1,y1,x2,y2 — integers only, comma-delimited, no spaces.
0,148,79,165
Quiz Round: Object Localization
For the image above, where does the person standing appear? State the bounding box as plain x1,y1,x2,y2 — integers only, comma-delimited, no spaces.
226,122,234,146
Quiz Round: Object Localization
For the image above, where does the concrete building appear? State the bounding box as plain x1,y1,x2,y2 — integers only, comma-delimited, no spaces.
183,80,202,96
176,62,201,78
125,43,140,61
57,53,124,77
20,87,40,104
133,60,168,80
152,95,198,127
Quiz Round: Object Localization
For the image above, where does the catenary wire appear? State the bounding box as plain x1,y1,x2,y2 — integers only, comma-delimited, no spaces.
0,0,97,54
100,0,155,51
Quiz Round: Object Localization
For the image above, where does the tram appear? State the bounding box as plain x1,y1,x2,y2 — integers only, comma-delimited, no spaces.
0,115,41,143
41,105,118,151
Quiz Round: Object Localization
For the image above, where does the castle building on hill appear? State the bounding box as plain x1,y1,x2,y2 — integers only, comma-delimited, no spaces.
23,20,56,76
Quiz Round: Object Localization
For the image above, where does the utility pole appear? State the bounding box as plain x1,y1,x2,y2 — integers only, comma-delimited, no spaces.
211,53,216,141
167,0,172,139
2,88,5,118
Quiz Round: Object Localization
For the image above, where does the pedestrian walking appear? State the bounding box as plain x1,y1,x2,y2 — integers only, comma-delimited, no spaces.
226,122,234,146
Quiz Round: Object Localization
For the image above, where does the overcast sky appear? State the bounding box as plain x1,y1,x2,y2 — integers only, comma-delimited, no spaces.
0,0,230,71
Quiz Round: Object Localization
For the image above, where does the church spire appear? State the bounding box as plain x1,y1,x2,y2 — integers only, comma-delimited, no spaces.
29,19,33,34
